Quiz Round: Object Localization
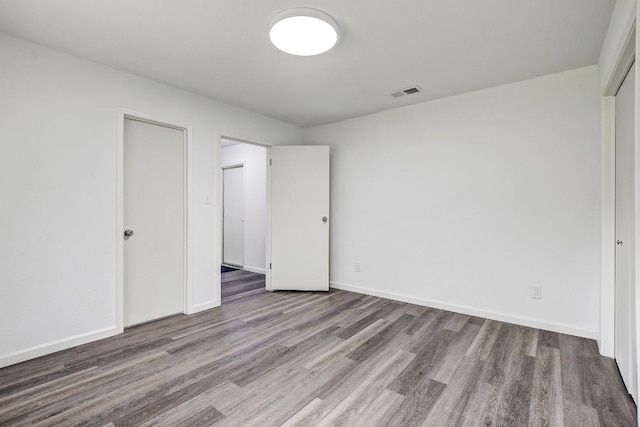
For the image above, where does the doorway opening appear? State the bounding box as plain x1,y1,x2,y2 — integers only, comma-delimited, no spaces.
220,137,268,302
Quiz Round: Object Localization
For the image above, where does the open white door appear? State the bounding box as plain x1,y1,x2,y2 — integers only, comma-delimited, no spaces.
268,146,329,291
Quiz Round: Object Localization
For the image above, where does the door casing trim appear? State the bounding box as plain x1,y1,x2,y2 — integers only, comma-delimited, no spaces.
116,108,194,332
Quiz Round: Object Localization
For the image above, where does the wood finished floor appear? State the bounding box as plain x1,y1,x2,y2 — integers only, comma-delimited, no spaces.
0,270,636,426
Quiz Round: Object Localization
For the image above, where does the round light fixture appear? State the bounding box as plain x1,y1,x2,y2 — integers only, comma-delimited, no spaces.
269,8,339,56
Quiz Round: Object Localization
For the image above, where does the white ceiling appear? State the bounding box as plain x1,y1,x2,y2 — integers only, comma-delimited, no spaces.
0,0,614,128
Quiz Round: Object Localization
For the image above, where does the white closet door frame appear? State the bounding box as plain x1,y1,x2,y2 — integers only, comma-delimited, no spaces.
116,109,194,333
222,162,246,268
599,21,636,359
614,61,637,401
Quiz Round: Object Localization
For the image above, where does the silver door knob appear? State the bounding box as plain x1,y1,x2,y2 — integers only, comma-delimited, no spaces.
617,240,623,245
322,217,328,223
124,229,134,237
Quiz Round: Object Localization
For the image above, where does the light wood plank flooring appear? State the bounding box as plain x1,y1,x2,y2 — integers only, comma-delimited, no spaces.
0,270,636,426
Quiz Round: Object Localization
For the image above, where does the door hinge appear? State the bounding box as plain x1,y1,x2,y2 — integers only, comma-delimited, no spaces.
270,263,272,269
269,159,272,166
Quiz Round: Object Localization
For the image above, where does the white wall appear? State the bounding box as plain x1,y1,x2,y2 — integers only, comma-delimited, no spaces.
304,66,602,338
221,142,267,273
0,33,302,367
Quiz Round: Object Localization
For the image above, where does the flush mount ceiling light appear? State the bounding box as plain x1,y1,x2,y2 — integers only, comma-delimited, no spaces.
269,8,339,56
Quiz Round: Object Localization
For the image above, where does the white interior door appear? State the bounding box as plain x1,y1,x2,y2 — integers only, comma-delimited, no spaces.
124,118,184,327
269,146,329,291
615,62,637,401
223,165,244,267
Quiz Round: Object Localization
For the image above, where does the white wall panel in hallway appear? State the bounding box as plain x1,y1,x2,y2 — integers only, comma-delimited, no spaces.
223,165,245,267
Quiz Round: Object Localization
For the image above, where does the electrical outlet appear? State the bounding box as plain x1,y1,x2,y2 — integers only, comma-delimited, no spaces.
530,285,542,299
355,262,361,273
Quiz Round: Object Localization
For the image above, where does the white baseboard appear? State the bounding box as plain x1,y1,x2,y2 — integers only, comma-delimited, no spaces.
244,266,266,274
0,326,120,369
189,299,220,314
330,281,597,340
3,301,223,368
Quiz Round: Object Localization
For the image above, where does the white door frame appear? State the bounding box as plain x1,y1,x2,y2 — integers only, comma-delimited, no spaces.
116,109,194,332
216,133,271,300
222,162,246,268
600,17,636,358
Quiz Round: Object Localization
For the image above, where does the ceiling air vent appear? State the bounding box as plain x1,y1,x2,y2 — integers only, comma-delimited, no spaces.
390,86,423,98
